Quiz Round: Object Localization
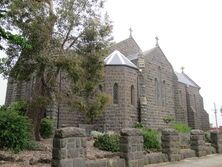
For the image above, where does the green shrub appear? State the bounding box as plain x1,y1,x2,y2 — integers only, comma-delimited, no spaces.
205,132,211,143
7,101,27,116
25,140,40,150
94,134,120,152
40,117,53,138
172,122,191,133
0,110,31,152
134,123,161,151
141,128,161,151
134,122,145,129
0,105,7,111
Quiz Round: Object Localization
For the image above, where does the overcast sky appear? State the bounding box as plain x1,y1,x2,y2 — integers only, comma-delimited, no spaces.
0,0,221,127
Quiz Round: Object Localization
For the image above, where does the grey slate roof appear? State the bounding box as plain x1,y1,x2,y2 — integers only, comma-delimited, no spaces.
143,47,158,56
175,72,200,88
104,50,138,69
109,37,142,60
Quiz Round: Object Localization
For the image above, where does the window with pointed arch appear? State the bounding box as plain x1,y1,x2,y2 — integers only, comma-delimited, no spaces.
131,85,135,105
155,78,160,105
113,83,118,104
162,80,166,106
193,94,197,111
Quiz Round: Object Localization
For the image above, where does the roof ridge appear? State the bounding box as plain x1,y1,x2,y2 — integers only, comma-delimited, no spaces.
116,37,142,51
104,50,138,70
175,71,200,88
143,46,158,55
182,72,200,88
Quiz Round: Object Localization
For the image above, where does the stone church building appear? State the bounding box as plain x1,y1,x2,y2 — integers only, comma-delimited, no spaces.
5,35,210,131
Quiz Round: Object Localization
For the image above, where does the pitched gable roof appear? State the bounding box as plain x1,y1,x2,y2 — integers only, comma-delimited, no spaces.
104,50,138,70
109,37,142,60
175,72,200,88
143,46,174,71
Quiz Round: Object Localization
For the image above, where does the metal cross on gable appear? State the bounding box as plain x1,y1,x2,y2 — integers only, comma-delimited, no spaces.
181,66,185,73
129,27,133,37
155,36,159,46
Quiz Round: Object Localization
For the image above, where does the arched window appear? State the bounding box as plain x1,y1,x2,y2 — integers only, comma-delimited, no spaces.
162,80,166,106
16,81,22,100
155,78,159,105
178,90,182,105
113,83,118,104
131,85,135,105
193,94,197,111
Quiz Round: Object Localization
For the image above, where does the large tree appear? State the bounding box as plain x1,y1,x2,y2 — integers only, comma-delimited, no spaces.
0,0,30,50
0,0,112,140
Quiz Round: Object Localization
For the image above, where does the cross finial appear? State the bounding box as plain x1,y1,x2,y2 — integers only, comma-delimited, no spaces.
155,36,159,46
181,66,185,73
129,27,133,37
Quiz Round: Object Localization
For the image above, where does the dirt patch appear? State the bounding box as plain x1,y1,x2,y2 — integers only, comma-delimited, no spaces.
0,139,52,167
0,137,119,166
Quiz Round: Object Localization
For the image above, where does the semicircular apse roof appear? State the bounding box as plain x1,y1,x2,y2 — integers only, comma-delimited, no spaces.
104,50,138,69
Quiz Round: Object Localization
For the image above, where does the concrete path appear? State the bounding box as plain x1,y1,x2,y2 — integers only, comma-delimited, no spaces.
145,154,222,167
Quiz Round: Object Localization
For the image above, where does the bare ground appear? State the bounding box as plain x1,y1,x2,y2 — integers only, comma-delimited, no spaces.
0,137,119,167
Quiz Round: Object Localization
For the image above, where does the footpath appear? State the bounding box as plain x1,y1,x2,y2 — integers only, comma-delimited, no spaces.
145,154,222,167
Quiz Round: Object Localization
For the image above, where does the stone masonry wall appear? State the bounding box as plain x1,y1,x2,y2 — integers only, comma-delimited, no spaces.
142,47,176,129
186,86,202,130
5,77,33,105
104,66,138,131
161,129,181,162
201,110,209,131
175,82,188,125
210,131,222,153
120,128,144,167
52,127,87,167
190,130,206,157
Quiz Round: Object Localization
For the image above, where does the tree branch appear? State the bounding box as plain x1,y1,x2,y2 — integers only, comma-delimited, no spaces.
66,31,84,50
61,22,74,49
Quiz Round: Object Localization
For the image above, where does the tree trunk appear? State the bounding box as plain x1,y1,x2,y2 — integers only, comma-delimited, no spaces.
27,76,47,141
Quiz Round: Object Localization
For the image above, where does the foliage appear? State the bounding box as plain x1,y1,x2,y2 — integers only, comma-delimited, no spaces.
141,128,161,151
204,132,211,143
90,130,103,138
24,140,40,151
0,26,31,50
40,117,53,139
0,109,32,152
74,92,111,123
163,115,175,124
134,122,145,129
94,134,120,152
7,101,27,116
0,105,7,111
0,2,31,50
172,122,191,133
134,122,161,150
0,0,112,140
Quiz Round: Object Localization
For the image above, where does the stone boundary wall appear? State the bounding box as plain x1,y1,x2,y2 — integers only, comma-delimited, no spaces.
120,128,144,167
190,130,206,157
161,129,181,161
51,128,222,167
211,131,222,153
52,127,87,167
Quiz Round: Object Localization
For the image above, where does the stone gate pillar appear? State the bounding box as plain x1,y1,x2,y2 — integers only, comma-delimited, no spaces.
120,128,144,167
52,127,86,167
161,129,181,162
211,131,222,153
190,130,206,157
